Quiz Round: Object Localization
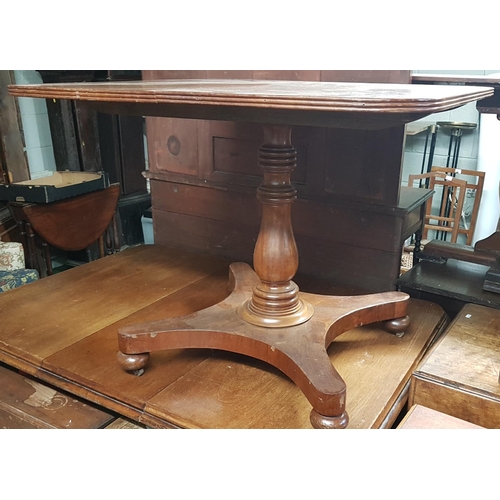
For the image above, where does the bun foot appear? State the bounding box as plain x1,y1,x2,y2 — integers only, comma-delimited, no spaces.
310,409,349,429
384,315,410,337
117,351,150,376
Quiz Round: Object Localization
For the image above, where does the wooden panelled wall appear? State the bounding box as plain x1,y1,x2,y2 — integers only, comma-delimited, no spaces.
142,70,412,292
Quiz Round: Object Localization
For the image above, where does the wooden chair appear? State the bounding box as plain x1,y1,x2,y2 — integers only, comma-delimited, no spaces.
408,172,467,244
430,166,485,246
8,184,120,276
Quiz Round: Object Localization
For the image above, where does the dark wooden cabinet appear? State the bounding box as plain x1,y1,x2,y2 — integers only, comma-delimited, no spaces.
143,70,427,292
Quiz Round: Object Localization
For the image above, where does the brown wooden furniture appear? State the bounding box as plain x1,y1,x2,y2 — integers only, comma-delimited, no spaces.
408,172,468,244
0,245,448,429
396,404,484,429
430,166,485,245
143,71,415,294
409,303,500,428
8,184,120,276
9,78,491,428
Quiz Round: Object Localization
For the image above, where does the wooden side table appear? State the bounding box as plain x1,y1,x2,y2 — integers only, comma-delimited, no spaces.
8,184,120,276
9,79,492,428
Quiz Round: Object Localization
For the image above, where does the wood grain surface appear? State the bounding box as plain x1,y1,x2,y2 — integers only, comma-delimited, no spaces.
8,80,494,130
8,79,493,112
410,303,500,428
142,298,446,429
0,245,228,369
397,404,484,429
0,245,447,428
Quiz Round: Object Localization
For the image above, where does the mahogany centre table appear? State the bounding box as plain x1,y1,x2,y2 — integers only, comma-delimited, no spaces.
9,79,493,428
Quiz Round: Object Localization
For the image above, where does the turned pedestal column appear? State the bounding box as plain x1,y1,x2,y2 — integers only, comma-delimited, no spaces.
238,125,313,328
116,123,410,429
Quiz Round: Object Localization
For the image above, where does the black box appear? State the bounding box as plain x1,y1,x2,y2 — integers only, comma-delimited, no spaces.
0,171,109,204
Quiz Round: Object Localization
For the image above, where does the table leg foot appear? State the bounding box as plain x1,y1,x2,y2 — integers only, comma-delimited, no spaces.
384,315,411,337
117,351,150,376
310,409,349,429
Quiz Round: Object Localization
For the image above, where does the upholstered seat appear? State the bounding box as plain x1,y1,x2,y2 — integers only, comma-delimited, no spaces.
0,268,39,293
0,241,39,292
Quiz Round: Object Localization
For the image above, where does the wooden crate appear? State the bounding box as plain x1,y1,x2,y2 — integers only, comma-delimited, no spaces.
409,303,500,428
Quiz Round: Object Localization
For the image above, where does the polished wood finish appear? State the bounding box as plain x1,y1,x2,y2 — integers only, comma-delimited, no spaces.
0,245,447,428
410,303,500,428
118,121,415,427
19,184,119,252
0,363,115,429
117,261,410,428
8,79,493,130
141,71,464,291
8,78,486,426
237,125,313,328
9,76,489,286
8,184,120,276
142,294,444,429
142,70,408,215
0,246,228,370
396,404,484,429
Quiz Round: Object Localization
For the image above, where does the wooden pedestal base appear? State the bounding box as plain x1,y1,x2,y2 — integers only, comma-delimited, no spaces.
118,262,410,429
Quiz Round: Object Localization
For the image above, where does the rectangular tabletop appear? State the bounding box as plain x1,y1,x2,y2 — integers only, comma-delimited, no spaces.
0,245,448,428
8,79,494,129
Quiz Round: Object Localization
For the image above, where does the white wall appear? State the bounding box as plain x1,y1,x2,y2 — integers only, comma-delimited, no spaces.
13,70,56,180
